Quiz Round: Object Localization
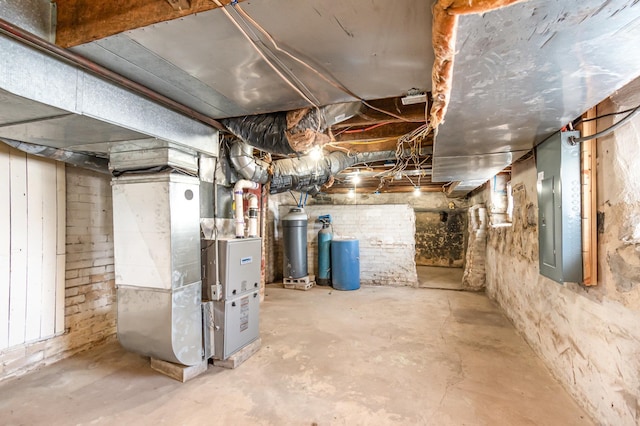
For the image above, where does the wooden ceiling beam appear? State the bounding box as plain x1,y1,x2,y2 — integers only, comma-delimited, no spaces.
332,122,426,142
55,0,246,48
323,185,443,194
332,97,428,129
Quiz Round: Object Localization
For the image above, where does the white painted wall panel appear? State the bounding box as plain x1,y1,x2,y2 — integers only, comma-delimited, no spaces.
0,147,65,349
0,144,10,350
55,162,65,334
9,150,28,347
40,159,58,338
25,157,44,342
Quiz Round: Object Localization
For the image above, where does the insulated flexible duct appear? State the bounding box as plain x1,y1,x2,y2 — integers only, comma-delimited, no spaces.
270,150,396,194
228,139,396,194
221,103,361,155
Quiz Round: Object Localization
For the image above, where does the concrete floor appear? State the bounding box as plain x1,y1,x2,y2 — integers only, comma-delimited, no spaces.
417,265,464,290
0,283,591,425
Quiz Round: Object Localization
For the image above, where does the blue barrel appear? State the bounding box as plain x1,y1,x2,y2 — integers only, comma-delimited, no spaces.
331,239,360,291
317,227,332,286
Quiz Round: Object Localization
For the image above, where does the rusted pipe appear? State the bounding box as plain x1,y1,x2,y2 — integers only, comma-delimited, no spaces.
0,17,225,131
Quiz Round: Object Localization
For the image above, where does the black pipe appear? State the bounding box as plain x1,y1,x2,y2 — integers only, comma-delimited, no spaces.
0,17,225,131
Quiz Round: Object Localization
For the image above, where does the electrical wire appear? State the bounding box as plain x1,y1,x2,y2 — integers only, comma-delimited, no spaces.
328,137,399,145
212,0,320,108
288,190,298,204
227,0,435,173
573,105,639,125
569,104,640,145
230,1,421,124
342,121,394,134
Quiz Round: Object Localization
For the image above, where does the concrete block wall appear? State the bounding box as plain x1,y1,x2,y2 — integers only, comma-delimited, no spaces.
0,166,116,381
474,77,640,425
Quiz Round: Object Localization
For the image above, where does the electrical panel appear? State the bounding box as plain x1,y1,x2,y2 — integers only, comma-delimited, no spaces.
536,131,582,284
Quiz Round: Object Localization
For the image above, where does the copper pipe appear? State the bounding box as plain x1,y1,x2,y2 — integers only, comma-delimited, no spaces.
0,17,226,131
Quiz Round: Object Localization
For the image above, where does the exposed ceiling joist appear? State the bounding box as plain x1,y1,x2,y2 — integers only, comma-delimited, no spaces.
55,0,246,48
333,122,427,143
332,97,427,129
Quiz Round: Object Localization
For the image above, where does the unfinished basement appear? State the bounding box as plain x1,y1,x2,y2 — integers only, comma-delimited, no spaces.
1,1,640,425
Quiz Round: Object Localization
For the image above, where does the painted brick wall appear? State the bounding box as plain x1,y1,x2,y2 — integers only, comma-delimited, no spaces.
267,193,418,286
0,166,116,381
266,191,467,285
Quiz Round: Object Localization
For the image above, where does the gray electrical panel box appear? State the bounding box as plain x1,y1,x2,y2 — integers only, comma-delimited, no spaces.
536,131,582,284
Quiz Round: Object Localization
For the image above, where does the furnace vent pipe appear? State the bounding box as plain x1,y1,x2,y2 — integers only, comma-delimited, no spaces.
247,194,259,238
234,179,260,238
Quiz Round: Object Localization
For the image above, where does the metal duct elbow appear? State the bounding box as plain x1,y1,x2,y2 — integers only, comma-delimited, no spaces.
1,138,110,174
228,140,270,184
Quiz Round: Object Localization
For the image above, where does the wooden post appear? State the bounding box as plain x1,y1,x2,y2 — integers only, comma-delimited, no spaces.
580,108,597,286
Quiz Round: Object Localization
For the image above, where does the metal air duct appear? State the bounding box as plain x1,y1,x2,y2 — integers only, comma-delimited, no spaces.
221,102,361,154
228,139,396,194
0,138,110,174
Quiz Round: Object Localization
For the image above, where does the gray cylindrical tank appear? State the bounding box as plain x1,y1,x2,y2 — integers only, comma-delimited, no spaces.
283,207,308,279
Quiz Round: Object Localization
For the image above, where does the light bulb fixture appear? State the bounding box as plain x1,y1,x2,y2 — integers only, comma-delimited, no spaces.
413,186,421,196
308,146,323,161
352,171,361,185
347,188,355,198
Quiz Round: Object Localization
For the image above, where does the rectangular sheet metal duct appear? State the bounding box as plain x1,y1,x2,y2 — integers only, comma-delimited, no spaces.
433,0,640,193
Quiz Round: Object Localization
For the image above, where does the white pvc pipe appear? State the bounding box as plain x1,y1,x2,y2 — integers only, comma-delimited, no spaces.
247,194,259,237
233,179,259,238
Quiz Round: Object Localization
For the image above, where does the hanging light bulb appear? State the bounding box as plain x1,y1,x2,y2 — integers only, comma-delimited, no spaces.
309,146,323,161
352,171,361,185
413,186,421,196
347,188,355,198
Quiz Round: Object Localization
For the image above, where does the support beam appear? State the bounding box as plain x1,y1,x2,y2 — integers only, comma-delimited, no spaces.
580,108,597,286
332,98,427,129
333,122,426,142
324,185,443,194
55,0,246,48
